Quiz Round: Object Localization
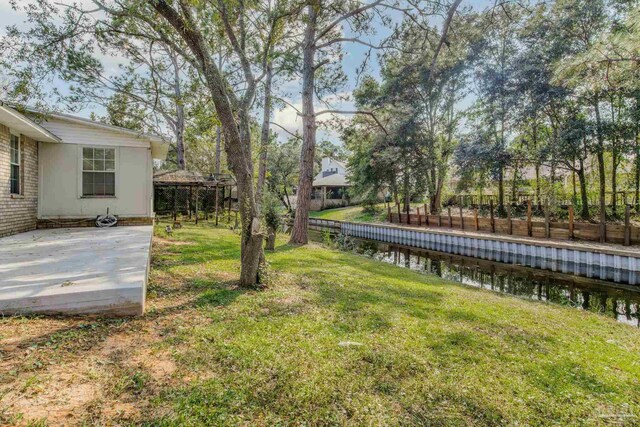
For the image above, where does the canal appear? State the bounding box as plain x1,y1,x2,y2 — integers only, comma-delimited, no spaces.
312,231,640,327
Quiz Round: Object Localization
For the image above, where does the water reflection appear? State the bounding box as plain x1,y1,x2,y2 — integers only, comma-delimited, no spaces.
353,239,640,327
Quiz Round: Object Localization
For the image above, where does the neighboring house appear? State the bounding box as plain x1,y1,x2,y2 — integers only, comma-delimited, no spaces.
0,104,168,238
311,157,351,210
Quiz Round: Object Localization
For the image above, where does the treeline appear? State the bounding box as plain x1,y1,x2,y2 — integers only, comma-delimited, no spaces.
345,0,640,221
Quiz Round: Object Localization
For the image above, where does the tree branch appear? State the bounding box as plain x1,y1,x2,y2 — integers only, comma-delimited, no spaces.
269,121,302,139
314,109,388,135
314,0,385,43
426,0,463,85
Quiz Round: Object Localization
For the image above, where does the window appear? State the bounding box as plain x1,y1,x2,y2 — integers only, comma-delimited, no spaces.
82,147,115,196
9,134,20,195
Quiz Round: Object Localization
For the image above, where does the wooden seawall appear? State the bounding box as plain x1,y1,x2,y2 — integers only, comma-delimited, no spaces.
308,218,640,286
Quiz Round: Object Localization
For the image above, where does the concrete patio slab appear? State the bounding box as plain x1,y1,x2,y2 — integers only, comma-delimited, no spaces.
0,226,153,316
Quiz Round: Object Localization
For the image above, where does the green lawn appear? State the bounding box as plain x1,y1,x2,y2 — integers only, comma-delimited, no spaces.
309,204,388,222
3,223,640,426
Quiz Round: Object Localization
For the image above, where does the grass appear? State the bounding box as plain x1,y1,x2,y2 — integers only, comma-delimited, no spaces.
309,204,388,222
2,223,640,426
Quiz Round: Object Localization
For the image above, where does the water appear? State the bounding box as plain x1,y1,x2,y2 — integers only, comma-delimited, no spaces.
321,233,640,327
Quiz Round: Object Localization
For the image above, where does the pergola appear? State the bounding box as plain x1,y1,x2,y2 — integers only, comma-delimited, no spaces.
153,169,237,224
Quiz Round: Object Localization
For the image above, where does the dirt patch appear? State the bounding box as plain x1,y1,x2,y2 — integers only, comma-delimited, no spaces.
1,365,99,426
275,294,306,305
132,350,177,382
0,316,190,426
100,333,136,358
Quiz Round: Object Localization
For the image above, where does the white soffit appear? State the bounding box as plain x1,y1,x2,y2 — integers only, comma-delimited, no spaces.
0,105,61,143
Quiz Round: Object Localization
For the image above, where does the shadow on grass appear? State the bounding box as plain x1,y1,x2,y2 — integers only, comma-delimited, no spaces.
153,236,241,269
196,288,244,307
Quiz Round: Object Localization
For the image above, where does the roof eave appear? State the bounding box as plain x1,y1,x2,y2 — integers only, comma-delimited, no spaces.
0,104,62,143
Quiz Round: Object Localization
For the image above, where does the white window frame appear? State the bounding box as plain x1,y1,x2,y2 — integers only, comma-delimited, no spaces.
9,132,20,195
80,145,118,198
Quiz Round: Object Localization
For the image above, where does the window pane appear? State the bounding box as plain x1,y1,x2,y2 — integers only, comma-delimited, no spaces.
94,148,104,160
94,172,105,195
83,172,94,196
83,159,94,171
105,160,115,171
83,147,93,160
94,159,105,171
10,164,19,194
105,149,115,160
83,166,115,196
10,135,19,164
105,173,115,195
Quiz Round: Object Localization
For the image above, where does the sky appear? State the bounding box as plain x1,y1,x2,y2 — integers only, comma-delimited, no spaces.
0,0,496,145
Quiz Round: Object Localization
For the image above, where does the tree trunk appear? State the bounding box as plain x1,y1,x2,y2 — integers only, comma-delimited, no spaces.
432,178,444,214
215,126,222,174
635,135,640,212
510,160,519,202
257,62,273,203
497,167,505,214
213,125,222,227
290,5,317,245
594,95,607,236
571,168,577,207
170,51,186,170
635,102,640,212
283,186,292,212
577,164,589,220
532,122,541,209
610,95,620,215
402,158,410,212
611,148,619,215
175,108,186,170
550,163,557,208
235,110,265,286
265,225,276,251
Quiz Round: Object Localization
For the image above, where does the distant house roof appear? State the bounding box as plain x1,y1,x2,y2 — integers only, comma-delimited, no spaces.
333,159,346,169
153,170,236,187
313,173,350,187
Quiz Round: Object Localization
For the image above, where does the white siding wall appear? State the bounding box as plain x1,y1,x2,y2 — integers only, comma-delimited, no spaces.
37,119,153,218
38,118,152,148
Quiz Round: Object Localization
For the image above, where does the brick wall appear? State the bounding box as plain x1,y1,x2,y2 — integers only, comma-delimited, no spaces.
0,125,38,238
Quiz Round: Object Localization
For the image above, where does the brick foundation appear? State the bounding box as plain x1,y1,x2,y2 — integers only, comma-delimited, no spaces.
37,216,154,229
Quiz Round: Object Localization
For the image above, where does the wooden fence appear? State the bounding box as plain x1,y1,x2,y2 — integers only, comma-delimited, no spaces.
443,191,640,210
388,203,639,246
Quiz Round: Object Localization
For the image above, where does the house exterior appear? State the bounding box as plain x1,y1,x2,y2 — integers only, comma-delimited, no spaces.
0,104,168,238
311,158,351,210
